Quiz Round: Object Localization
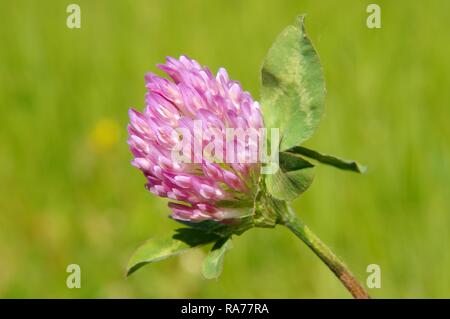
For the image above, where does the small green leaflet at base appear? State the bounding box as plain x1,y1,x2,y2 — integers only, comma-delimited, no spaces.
286,146,367,173
261,15,326,152
126,228,221,276
202,237,233,279
266,152,315,201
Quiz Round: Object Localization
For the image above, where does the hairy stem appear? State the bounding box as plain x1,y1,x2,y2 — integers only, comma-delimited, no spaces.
281,207,370,299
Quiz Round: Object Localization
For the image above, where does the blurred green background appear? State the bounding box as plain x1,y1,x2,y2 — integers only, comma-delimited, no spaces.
1,0,449,298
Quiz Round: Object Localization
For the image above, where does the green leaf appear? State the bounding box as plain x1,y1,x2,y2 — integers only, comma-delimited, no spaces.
261,15,326,151
266,151,315,201
173,219,227,233
173,215,254,237
287,146,367,173
127,229,221,276
126,237,190,276
172,228,223,246
202,238,233,279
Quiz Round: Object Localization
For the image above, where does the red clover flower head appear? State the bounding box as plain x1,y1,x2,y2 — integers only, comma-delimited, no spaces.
128,56,264,222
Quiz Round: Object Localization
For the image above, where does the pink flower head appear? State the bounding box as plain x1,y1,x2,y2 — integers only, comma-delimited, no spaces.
128,56,264,222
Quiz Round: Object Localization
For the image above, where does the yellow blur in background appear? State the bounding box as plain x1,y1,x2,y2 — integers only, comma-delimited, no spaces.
1,0,450,298
89,118,120,153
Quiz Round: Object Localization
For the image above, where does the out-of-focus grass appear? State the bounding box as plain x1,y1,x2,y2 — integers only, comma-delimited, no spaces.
1,0,449,298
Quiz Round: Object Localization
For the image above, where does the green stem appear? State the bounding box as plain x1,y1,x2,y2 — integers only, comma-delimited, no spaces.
281,207,370,299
